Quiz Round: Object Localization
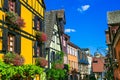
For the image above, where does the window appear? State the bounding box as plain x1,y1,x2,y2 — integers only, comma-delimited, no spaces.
34,41,42,57
63,37,66,47
93,60,98,63
72,48,74,55
67,46,69,54
8,34,15,52
8,0,16,12
51,51,55,62
37,47,40,56
36,20,40,30
34,16,42,31
75,50,77,56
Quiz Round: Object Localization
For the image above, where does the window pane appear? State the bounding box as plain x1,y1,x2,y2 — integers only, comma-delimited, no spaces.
10,47,13,51
10,42,13,46
10,37,13,40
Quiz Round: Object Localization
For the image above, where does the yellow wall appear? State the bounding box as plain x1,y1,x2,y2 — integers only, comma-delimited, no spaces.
20,0,44,64
0,10,5,59
68,46,78,72
0,0,45,64
20,0,44,19
0,0,3,8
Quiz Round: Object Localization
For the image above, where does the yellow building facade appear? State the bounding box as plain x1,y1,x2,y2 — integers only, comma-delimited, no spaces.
67,42,79,80
0,0,45,64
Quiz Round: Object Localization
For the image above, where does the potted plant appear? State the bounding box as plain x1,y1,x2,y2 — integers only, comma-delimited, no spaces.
3,52,24,66
5,11,18,23
14,17,25,28
12,54,24,66
35,57,48,68
5,11,25,28
36,31,47,43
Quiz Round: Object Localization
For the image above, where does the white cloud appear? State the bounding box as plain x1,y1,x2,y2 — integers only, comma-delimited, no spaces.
77,5,90,12
65,29,76,33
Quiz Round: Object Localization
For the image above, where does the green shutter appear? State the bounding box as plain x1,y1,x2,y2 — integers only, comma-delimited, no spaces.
34,16,38,30
40,45,42,57
34,41,37,57
2,29,8,53
40,19,43,31
16,0,21,16
15,34,21,54
3,0,8,11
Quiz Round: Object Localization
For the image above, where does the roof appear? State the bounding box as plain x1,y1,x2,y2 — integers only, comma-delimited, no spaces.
107,10,120,25
63,33,70,39
45,11,57,48
92,57,104,72
45,10,66,48
57,10,64,18
68,42,79,49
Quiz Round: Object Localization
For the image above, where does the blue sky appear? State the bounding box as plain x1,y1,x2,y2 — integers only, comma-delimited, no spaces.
44,0,120,55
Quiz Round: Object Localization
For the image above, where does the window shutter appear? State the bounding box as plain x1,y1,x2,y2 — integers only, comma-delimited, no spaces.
40,45,42,57
51,51,53,62
40,19,43,31
34,41,37,57
2,29,8,52
15,34,21,54
34,16,38,30
51,51,55,62
3,0,8,11
16,0,21,16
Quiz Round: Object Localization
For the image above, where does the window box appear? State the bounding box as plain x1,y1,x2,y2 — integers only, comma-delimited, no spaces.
3,52,24,66
35,57,48,68
36,31,47,43
5,11,25,28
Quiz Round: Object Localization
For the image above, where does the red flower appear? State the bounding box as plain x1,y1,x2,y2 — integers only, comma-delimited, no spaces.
14,17,25,28
36,32,47,42
40,32,47,42
3,52,24,66
12,54,24,66
35,57,48,67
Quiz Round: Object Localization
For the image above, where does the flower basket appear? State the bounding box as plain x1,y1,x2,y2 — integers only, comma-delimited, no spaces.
5,11,25,28
53,63,64,69
36,31,47,43
12,54,24,66
3,52,24,66
35,57,48,68
5,11,18,23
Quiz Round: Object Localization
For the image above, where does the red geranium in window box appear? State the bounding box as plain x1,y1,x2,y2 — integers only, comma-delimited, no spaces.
3,52,24,66
36,31,47,42
5,11,25,28
35,57,48,68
